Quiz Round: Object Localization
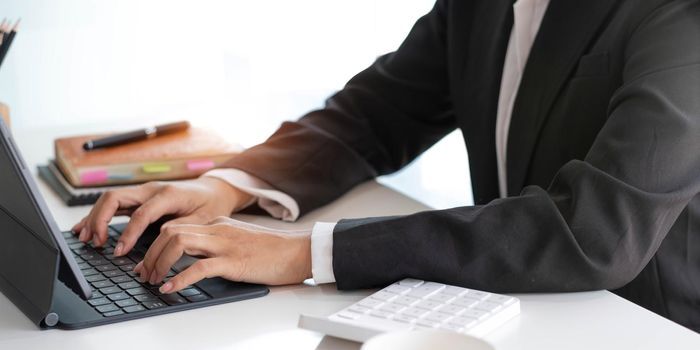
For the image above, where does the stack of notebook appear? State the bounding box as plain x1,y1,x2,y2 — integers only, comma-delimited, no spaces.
39,127,242,206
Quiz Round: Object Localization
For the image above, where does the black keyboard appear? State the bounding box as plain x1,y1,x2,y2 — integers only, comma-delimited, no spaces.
61,225,211,317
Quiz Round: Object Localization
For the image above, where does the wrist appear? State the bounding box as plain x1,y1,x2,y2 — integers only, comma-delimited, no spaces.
200,176,255,213
292,234,313,282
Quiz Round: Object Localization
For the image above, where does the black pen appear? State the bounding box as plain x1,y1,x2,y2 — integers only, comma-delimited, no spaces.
0,18,19,68
82,121,191,151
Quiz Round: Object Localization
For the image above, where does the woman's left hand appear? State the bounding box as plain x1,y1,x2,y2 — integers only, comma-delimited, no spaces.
133,217,312,294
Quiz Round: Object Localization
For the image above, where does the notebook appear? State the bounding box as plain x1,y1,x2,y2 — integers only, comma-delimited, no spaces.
54,127,242,187
38,162,128,206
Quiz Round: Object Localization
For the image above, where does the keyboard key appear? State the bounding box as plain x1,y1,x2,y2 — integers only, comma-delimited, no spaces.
118,281,140,290
369,291,397,302
474,301,503,313
82,268,99,277
379,303,405,314
104,270,125,278
415,300,442,311
96,304,119,313
90,291,104,299
122,305,146,313
87,258,110,266
442,286,468,296
347,305,372,314
77,262,90,270
142,300,167,310
127,251,145,262
103,310,124,317
384,284,411,295
108,226,121,237
178,288,202,297
88,298,111,306
437,304,466,315
337,311,361,320
392,314,416,324
120,264,136,272
398,278,424,287
448,316,478,328
186,294,210,302
393,295,420,306
407,283,445,299
462,309,490,321
107,292,130,301
112,257,133,266
96,264,118,272
92,280,114,289
127,271,139,277
452,296,480,308
160,294,187,305
401,307,429,318
126,287,150,296
465,290,490,300
116,299,139,308
135,294,159,302
424,312,452,323
357,298,382,309
69,242,86,250
99,286,122,295
369,310,393,319
428,293,456,304
110,275,131,284
86,274,106,283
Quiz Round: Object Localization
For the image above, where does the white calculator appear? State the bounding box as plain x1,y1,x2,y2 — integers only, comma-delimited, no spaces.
298,278,520,342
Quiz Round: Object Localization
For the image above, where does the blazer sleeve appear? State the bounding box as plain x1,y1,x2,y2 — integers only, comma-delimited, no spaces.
220,1,456,215
332,1,700,292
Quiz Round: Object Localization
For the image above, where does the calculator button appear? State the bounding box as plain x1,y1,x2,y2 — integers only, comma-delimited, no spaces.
398,278,424,287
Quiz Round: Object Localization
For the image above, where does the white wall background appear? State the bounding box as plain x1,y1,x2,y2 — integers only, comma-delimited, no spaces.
0,0,473,209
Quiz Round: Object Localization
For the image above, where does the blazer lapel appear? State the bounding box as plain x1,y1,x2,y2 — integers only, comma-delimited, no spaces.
505,0,620,195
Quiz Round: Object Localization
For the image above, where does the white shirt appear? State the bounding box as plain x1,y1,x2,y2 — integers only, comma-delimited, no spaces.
206,0,551,285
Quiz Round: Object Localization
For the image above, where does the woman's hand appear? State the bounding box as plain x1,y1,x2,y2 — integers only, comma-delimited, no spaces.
72,177,254,257
134,217,312,293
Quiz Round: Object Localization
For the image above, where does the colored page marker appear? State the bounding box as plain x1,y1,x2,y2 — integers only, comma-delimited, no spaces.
142,164,172,174
186,160,215,171
80,170,109,185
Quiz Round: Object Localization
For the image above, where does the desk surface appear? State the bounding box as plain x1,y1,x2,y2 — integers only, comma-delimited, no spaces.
2,127,700,350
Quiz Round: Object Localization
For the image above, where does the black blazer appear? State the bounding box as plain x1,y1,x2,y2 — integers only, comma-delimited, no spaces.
225,0,700,331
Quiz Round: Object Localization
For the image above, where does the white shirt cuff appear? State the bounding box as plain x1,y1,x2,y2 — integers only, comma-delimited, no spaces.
204,168,300,222
310,221,337,284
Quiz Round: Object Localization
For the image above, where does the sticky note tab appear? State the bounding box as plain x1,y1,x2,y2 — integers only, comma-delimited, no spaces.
186,160,215,171
80,170,109,185
142,164,172,174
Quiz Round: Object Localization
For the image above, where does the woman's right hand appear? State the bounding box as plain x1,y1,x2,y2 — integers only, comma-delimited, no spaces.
72,176,253,257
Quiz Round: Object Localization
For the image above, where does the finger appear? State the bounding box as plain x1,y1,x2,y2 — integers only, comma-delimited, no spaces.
161,213,210,228
141,225,223,282
150,232,220,284
84,186,155,247
115,192,179,257
159,258,225,294
72,217,88,234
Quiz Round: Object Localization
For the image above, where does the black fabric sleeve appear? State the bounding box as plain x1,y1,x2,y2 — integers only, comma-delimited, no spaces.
221,1,456,215
332,0,700,292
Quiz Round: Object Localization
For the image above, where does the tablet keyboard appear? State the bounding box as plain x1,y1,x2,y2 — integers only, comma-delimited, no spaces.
298,278,520,342
62,226,211,317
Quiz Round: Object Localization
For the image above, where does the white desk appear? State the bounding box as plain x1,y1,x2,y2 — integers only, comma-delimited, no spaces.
2,127,700,350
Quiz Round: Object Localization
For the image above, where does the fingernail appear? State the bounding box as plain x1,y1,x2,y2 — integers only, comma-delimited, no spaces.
78,228,87,242
114,242,124,256
160,282,173,294
149,271,157,284
133,261,143,273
